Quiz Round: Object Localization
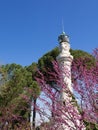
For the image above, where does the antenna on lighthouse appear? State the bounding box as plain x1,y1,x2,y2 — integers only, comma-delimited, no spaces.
62,18,65,34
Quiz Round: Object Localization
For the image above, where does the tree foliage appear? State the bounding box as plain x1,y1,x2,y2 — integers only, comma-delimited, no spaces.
0,63,40,129
38,47,95,72
35,48,98,130
0,47,97,129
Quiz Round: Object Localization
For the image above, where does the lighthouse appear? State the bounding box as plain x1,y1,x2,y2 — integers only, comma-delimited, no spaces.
56,32,73,102
56,32,85,130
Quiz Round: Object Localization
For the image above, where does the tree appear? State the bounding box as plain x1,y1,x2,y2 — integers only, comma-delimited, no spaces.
38,47,95,71
0,63,40,129
38,48,95,86
72,48,98,129
35,48,98,130
26,63,41,129
0,47,97,129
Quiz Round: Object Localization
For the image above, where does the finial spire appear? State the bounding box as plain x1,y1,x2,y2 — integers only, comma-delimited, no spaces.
62,18,65,34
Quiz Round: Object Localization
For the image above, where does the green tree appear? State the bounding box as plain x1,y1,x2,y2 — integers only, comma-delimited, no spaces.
0,63,40,128
26,63,40,129
38,47,95,87
38,47,95,71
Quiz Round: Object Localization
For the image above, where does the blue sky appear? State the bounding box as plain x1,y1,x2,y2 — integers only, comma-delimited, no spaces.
0,0,98,66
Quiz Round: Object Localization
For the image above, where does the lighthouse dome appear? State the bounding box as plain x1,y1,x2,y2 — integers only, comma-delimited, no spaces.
58,32,69,43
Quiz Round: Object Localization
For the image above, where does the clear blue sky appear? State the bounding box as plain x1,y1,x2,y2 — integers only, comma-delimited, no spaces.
0,0,98,66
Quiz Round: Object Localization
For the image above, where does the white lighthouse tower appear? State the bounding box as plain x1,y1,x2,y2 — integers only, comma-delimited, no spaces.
56,32,85,130
56,32,73,102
